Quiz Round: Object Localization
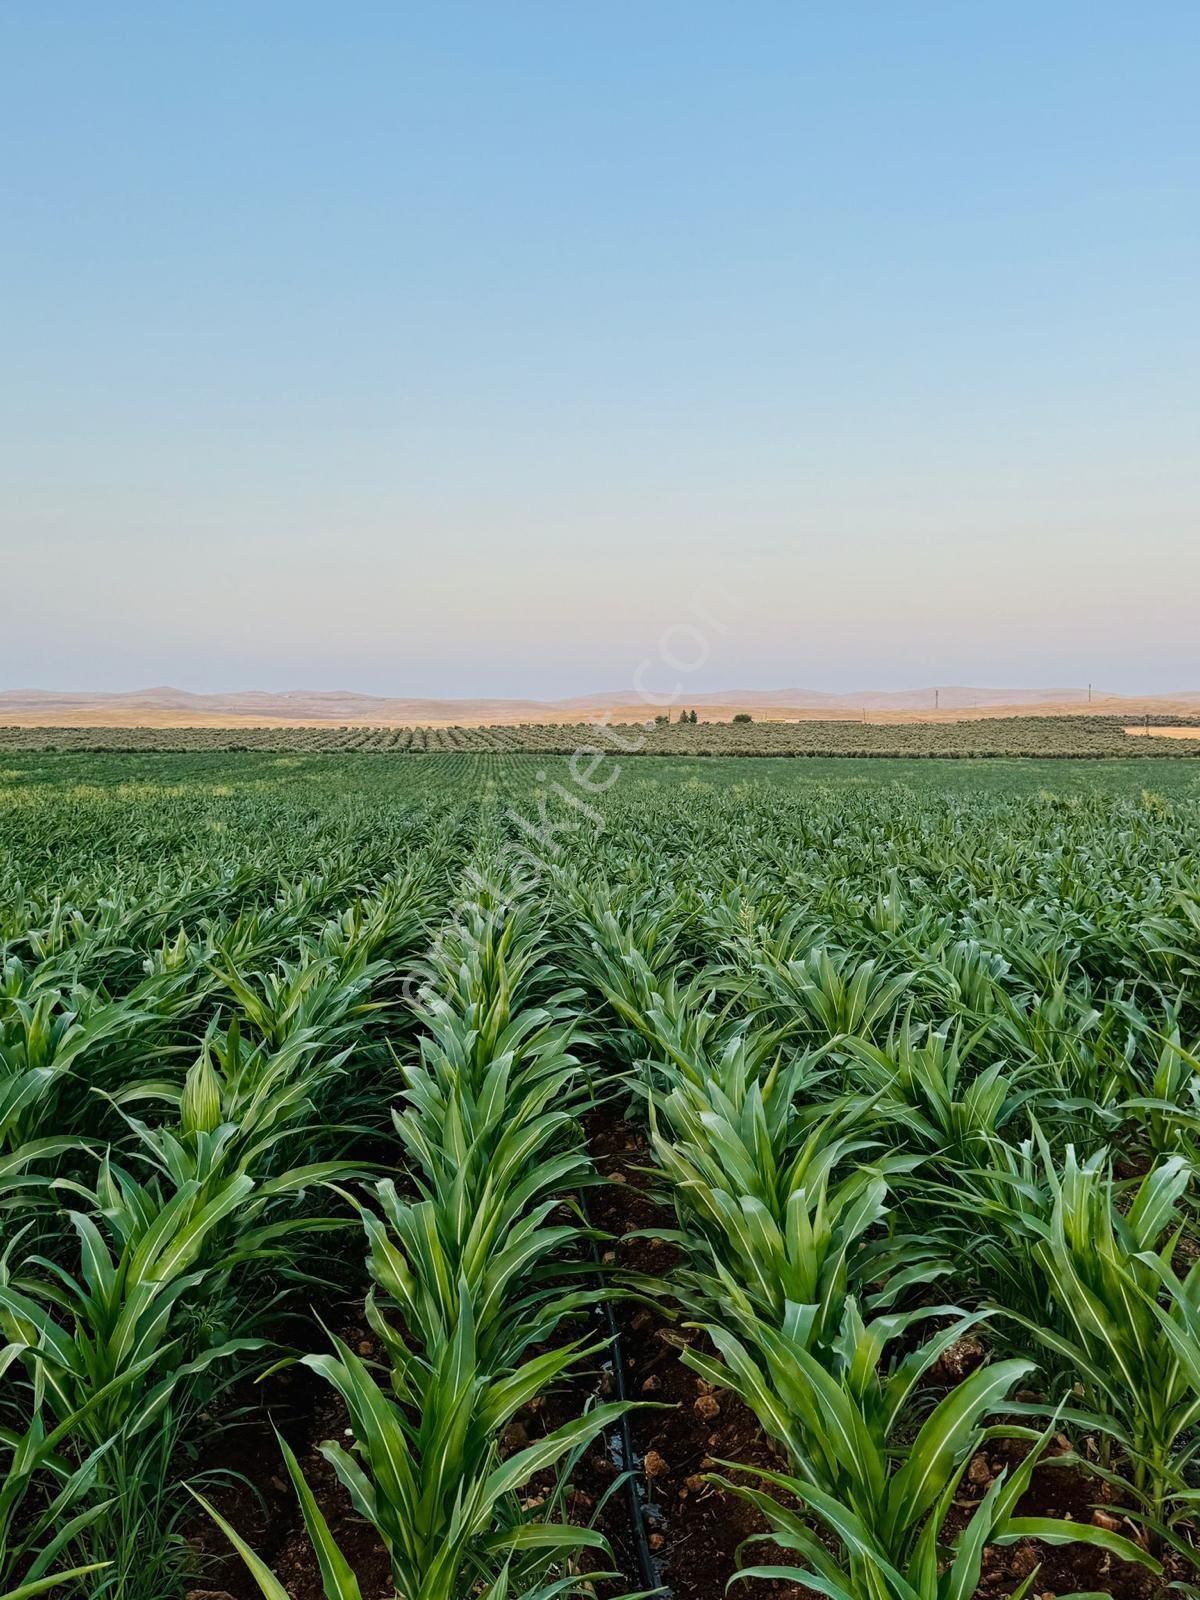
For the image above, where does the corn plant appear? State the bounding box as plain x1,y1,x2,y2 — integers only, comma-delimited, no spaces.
841,1020,1033,1174
746,943,915,1045
1118,1012,1200,1164
639,1035,944,1339
0,969,147,1205
0,1156,270,1597
688,1299,1156,1597
998,1144,1200,1545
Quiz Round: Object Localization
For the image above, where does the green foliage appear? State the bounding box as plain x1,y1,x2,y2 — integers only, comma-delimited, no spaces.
6,752,1200,1595
4,713,1200,756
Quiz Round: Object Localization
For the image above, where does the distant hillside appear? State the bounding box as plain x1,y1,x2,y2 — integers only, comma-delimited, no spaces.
0,686,553,722
2,684,1199,728
555,685,1100,711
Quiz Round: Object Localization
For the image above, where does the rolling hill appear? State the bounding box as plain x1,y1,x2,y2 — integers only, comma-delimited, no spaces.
2,684,1200,728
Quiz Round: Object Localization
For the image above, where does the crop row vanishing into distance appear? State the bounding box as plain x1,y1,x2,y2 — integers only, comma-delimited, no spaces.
3,715,1200,760
3,751,1200,1600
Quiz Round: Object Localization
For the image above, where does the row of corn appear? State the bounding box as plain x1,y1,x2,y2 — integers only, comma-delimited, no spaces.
202,856,638,1598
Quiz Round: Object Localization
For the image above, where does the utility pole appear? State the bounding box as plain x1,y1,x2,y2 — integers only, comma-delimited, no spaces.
1088,683,1092,704
935,689,939,711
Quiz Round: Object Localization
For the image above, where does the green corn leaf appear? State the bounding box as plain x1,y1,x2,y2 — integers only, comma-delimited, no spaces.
885,1358,1034,1538
180,1047,222,1136
484,1401,630,1502
0,1566,112,1600
187,1487,292,1599
996,1517,1163,1574
277,1430,364,1599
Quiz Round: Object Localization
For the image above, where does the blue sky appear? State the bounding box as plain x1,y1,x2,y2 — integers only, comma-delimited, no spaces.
2,2,1197,697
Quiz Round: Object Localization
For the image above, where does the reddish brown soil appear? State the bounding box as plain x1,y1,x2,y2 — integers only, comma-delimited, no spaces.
187,1305,392,1600
957,1436,1173,1600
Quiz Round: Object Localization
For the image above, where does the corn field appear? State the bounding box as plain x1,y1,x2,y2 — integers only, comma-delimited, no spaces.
3,752,1200,1600
3,716,1200,760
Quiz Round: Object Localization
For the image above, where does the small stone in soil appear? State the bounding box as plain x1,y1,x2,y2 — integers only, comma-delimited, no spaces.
1009,1544,1039,1578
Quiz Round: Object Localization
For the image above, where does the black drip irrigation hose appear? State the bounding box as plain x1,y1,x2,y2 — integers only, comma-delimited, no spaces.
582,1196,671,1599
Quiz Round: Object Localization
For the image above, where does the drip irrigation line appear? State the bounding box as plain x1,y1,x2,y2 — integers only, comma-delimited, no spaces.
581,1193,671,1599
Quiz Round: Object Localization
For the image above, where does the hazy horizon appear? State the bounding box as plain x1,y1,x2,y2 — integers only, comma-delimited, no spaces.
3,3,1197,698
3,677,1197,705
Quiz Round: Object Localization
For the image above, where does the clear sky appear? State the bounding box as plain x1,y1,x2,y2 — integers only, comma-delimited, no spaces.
2,2,1197,698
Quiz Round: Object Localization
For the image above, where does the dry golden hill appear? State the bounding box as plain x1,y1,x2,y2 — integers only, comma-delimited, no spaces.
2,686,1198,729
